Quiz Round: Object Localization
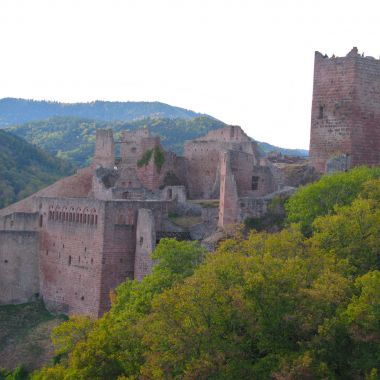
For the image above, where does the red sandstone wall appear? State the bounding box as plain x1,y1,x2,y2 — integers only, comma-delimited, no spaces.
38,197,105,317
184,141,224,199
98,200,171,314
229,151,276,197
351,57,380,166
136,150,184,192
137,159,161,191
310,49,380,172
39,197,172,317
218,152,239,227
0,231,40,304
93,129,115,169
183,126,260,199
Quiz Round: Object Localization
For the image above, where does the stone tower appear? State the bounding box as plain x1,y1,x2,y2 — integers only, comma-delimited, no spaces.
218,151,239,227
309,47,380,173
93,129,115,169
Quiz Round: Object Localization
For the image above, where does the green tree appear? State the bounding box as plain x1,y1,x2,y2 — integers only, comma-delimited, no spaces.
286,166,380,235
32,239,206,380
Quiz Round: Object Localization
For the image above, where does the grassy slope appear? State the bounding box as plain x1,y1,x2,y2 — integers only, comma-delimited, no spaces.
0,302,66,372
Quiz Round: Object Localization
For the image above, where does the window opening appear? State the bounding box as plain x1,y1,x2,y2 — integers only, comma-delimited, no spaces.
251,176,259,191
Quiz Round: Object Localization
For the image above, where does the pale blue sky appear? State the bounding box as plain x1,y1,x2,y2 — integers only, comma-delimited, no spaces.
1,0,380,149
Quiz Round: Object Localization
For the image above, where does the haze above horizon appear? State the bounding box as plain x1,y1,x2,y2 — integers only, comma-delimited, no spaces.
1,0,380,149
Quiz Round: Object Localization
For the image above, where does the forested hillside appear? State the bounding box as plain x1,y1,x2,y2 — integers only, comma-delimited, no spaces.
0,98,205,128
28,167,380,380
0,130,73,209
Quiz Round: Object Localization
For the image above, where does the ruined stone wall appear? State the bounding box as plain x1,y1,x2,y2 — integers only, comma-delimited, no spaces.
98,199,172,313
310,48,380,172
137,158,161,191
120,130,158,166
184,141,223,199
351,55,380,166
23,195,173,317
0,212,39,231
196,125,251,143
93,129,115,169
184,125,261,199
229,151,277,197
136,150,185,192
170,155,188,188
218,152,239,227
38,197,105,317
134,209,156,281
0,231,40,304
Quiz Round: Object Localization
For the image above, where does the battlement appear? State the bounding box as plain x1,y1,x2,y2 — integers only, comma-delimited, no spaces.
315,47,380,62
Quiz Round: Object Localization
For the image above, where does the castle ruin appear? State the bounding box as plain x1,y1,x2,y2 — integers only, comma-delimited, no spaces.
3,46,372,317
0,125,288,317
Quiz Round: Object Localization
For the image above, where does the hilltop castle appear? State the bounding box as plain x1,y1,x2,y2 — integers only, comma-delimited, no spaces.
3,47,374,317
0,125,288,317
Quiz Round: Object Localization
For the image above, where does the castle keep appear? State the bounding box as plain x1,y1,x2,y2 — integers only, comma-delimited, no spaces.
0,125,287,317
310,47,380,172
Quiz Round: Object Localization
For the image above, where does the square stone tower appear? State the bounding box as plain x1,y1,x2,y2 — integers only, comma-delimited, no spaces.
309,47,380,173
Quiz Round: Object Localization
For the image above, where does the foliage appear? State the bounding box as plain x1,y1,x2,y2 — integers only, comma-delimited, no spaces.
136,149,153,167
137,147,165,171
31,173,380,379
32,239,206,380
0,130,73,209
0,367,28,380
285,166,380,235
153,146,165,170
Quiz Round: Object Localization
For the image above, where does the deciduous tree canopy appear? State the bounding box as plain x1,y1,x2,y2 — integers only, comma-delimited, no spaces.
31,169,380,379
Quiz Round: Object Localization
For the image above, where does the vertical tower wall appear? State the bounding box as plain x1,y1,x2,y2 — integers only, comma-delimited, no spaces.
39,198,105,317
310,48,380,172
134,209,156,281
218,151,240,227
93,129,115,169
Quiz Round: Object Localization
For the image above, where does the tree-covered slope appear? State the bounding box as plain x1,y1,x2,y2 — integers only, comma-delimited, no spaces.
0,130,74,209
7,116,227,167
0,98,206,128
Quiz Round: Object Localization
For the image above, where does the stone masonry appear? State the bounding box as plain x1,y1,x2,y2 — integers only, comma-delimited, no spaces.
310,47,380,173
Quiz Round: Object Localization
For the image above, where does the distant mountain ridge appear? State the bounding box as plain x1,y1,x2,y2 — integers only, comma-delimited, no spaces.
0,130,74,208
0,98,206,128
258,141,308,157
